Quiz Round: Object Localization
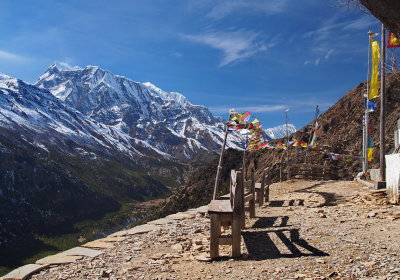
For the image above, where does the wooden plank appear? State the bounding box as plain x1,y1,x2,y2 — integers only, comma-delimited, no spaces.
244,194,254,202
208,200,232,213
231,214,241,257
210,214,220,259
248,169,256,218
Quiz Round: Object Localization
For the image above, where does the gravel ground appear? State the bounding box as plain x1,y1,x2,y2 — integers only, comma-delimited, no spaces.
30,180,400,280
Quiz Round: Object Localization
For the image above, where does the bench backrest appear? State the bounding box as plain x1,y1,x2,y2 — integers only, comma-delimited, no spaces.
261,168,271,186
230,170,243,215
244,168,255,194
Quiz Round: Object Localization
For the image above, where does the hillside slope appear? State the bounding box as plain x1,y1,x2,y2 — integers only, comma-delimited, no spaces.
155,72,400,217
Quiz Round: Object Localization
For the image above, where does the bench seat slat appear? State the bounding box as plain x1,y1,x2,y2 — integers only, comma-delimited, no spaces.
208,200,232,213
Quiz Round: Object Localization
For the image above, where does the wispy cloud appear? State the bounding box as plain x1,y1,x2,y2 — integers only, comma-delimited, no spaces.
0,49,30,62
205,0,289,20
182,30,273,66
302,14,378,66
209,104,286,114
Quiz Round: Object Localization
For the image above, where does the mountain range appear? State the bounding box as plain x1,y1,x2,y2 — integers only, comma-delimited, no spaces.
35,63,243,162
0,63,296,272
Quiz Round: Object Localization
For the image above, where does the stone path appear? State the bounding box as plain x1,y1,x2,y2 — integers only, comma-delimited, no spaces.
2,180,400,280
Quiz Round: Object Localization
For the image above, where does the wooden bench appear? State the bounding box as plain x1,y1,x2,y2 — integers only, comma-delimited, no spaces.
220,168,256,224
208,170,243,258
255,168,271,206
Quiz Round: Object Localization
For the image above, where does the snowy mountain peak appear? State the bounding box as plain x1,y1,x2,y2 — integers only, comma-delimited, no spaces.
52,62,83,71
265,124,297,140
0,73,18,86
35,64,242,160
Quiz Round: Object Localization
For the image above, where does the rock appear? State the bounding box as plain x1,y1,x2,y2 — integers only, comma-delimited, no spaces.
36,254,83,265
195,255,212,262
0,264,50,280
150,253,164,260
82,240,115,249
327,271,337,278
171,244,183,253
362,262,377,269
367,212,377,218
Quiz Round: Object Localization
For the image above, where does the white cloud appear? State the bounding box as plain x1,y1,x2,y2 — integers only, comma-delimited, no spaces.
0,49,28,62
171,52,183,58
302,13,378,67
325,48,335,59
209,104,286,114
206,0,289,20
182,30,272,66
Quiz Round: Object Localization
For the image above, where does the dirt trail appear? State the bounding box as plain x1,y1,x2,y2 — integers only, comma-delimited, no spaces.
29,180,400,280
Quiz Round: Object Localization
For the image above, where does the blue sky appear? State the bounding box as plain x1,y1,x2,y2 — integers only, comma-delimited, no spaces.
0,0,381,129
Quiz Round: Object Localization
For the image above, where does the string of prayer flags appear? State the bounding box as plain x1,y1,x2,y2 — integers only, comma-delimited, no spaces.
228,111,268,151
247,138,362,162
369,37,380,99
387,32,400,48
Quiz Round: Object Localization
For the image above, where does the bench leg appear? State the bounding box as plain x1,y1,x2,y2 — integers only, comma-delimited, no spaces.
240,211,245,229
210,214,220,259
249,198,256,218
231,214,241,258
259,186,265,206
265,185,270,203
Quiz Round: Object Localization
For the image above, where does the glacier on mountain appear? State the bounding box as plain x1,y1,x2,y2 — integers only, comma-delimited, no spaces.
264,124,297,140
35,64,242,161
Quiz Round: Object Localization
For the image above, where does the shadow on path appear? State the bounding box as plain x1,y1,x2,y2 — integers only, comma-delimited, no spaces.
242,228,329,260
252,216,290,228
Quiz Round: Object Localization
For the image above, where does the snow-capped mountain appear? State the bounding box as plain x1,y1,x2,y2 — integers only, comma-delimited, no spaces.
0,73,172,160
35,63,241,161
0,72,184,256
264,124,297,140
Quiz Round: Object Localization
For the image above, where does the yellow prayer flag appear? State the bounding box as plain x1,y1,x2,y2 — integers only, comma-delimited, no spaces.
251,118,259,124
369,38,380,99
367,147,373,162
388,32,400,47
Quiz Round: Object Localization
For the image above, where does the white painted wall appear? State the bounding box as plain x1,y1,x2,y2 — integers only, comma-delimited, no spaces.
385,154,400,204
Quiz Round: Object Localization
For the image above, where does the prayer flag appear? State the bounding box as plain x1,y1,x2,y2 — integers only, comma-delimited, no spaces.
367,100,377,112
242,112,251,122
369,38,380,99
367,127,373,162
388,32,400,48
251,118,259,124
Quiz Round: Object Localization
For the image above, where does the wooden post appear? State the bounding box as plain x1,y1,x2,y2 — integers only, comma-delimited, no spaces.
259,169,266,206
380,24,386,182
249,169,256,218
264,168,270,203
210,214,220,259
285,109,291,180
231,215,241,257
213,110,234,199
